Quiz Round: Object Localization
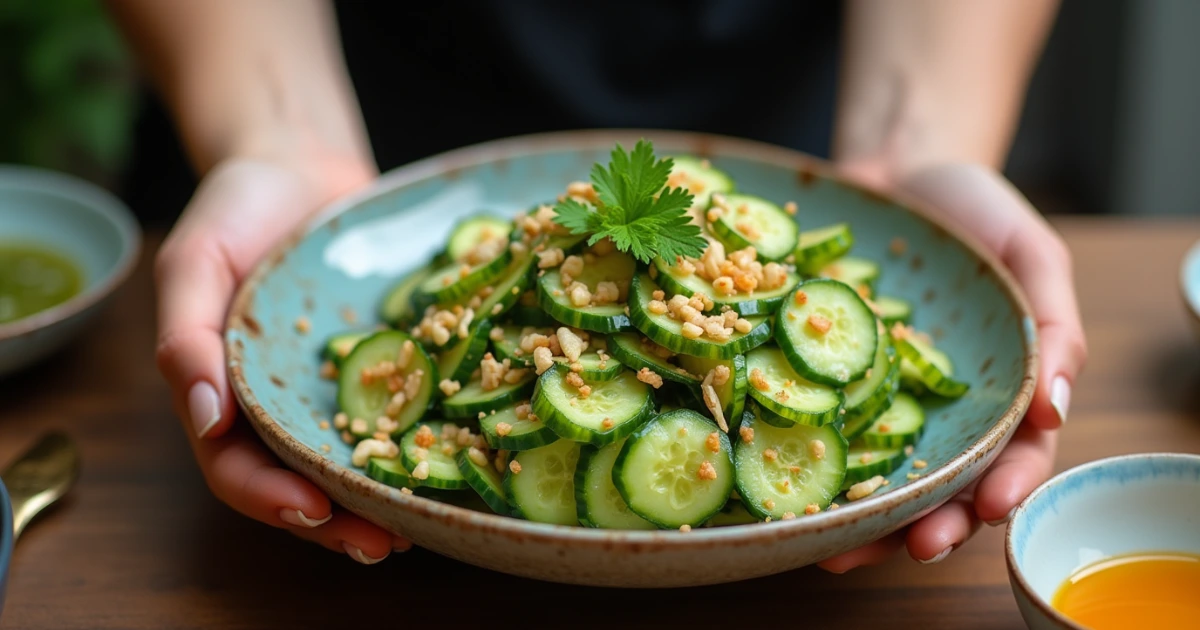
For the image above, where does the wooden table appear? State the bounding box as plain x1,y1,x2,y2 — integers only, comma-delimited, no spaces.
2,218,1198,629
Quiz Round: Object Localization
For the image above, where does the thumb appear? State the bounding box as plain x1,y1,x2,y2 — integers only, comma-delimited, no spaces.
899,163,1087,430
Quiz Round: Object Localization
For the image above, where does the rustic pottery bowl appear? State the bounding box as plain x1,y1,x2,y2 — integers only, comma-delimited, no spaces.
1006,453,1200,630
0,165,141,377
1179,240,1200,338
226,130,1037,587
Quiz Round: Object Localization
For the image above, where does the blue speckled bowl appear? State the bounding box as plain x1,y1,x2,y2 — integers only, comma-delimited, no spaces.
227,131,1037,587
0,477,10,615
0,165,141,376
1006,453,1200,629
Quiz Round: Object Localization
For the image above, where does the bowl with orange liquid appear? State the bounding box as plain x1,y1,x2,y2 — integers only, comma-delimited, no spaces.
1006,453,1200,630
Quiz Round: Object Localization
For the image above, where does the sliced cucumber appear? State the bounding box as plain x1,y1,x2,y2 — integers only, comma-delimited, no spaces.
575,440,657,530
895,335,969,398
606,333,701,387
379,265,432,327
455,447,509,515
366,457,416,490
441,370,537,419
446,215,512,263
820,256,880,292
794,223,854,274
532,367,654,446
745,347,843,426
843,441,907,487
489,325,548,367
413,249,513,309
873,295,912,326
322,330,370,367
436,320,492,384
509,295,557,326
491,326,623,380
708,194,798,262
614,410,735,529
478,401,558,450
475,252,536,321
505,439,582,525
629,273,772,359
734,410,848,519
677,353,748,428
668,155,735,207
338,330,437,437
776,279,878,386
536,252,635,333
863,392,925,449
841,324,901,440
399,421,469,490
651,256,801,316
703,500,759,527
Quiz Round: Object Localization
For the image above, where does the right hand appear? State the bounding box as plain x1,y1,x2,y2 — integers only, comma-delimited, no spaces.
154,153,411,563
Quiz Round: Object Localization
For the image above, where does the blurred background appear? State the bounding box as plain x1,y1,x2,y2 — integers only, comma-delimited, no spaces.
2,0,1196,227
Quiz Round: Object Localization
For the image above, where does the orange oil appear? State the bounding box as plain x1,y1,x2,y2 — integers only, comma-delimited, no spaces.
1051,551,1200,629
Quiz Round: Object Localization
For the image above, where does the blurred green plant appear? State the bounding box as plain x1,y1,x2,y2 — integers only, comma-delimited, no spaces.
0,0,136,185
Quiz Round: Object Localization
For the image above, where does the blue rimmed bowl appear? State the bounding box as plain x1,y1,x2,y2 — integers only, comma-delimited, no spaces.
0,165,141,377
226,130,1037,587
0,476,12,614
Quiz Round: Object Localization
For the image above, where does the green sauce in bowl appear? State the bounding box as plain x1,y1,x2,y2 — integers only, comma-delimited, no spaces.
0,244,83,324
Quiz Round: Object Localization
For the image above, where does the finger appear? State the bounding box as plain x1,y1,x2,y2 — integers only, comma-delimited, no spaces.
901,164,1087,429
817,530,906,574
288,510,409,564
973,421,1058,525
905,493,981,564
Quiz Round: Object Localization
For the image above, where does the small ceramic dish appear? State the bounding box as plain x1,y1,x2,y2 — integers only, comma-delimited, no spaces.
1179,240,1200,338
0,476,11,615
1006,453,1200,629
226,130,1037,587
0,165,141,377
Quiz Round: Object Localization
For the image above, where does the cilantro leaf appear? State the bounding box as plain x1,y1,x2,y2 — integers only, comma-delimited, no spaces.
553,197,602,235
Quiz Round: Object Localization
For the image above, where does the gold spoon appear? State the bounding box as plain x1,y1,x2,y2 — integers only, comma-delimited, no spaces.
2,432,80,540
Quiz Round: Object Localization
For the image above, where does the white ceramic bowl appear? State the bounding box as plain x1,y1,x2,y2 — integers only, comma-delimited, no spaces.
1006,453,1200,629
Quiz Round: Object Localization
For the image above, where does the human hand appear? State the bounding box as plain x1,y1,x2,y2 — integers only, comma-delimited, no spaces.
818,162,1087,572
154,154,412,563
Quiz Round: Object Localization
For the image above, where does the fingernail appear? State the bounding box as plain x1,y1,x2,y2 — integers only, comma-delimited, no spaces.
985,507,1017,527
279,508,332,528
188,381,222,438
392,536,413,552
343,542,388,565
1051,375,1071,425
919,546,954,565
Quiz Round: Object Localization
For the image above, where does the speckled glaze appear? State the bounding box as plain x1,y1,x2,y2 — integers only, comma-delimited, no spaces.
1006,454,1200,630
0,165,141,377
226,131,1037,587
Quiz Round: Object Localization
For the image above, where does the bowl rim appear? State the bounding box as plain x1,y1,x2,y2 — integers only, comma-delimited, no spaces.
226,129,1038,549
0,164,142,340
1004,452,1200,629
1178,239,1200,324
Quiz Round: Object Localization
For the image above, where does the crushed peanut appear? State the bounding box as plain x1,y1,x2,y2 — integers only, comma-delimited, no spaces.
793,291,808,306
412,461,431,480
913,459,928,469
439,379,462,397
320,444,331,453
636,367,664,389
414,425,436,448
319,360,338,380
679,524,692,533
601,417,614,430
533,346,556,375
807,314,833,335
705,432,721,454
697,461,718,481
763,448,778,462
400,486,413,495
907,472,922,480
739,426,755,444
509,459,522,475
805,503,821,515
846,475,886,501
349,418,368,435
763,499,776,511
557,327,586,363
781,511,796,520
809,439,826,460
333,413,349,430
749,368,771,392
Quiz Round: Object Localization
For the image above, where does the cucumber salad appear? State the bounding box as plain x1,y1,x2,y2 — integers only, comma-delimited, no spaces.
316,141,969,530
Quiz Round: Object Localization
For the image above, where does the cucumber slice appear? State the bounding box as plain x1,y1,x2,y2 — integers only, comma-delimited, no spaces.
677,353,749,428
379,265,432,326
322,330,370,367
651,256,801,316
863,392,925,449
843,441,907,486
606,333,701,387
733,410,848,519
708,194,799,262
491,326,622,380
441,370,536,419
841,324,901,440
819,256,880,292
873,295,912,326
745,347,843,426
668,155,735,207
338,331,437,437
509,293,557,326
536,252,635,333
413,248,513,309
446,215,512,263
399,421,469,490
794,223,854,274
614,410,735,529
455,447,510,515
703,500,759,527
478,401,558,450
505,439,582,525
476,252,536,321
629,273,772,359
436,320,492,384
895,335,970,398
366,457,416,490
575,440,657,530
489,325,548,367
532,367,654,446
776,279,878,386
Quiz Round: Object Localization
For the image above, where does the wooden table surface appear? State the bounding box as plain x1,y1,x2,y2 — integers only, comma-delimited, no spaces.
2,217,1199,630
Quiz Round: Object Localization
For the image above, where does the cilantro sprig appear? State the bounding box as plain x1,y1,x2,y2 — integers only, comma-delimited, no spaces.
553,140,706,264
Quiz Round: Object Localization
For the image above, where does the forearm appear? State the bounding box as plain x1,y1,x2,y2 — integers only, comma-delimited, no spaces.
834,0,1058,178
104,0,371,175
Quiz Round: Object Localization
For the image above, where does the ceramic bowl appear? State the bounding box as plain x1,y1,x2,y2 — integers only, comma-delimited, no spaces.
226,130,1037,587
1179,240,1200,338
0,476,10,615
0,165,141,376
1006,453,1200,629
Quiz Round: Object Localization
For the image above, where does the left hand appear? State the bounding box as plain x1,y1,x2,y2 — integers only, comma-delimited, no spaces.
818,162,1087,572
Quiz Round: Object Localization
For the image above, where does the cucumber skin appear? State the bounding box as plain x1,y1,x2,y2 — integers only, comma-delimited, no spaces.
707,194,798,262
337,330,438,438
536,273,632,334
441,375,536,419
651,258,800,317
413,249,514,311
366,457,416,490
379,266,433,327
503,440,582,525
479,413,559,451
437,320,493,385
842,445,907,486
840,375,899,441
893,337,970,398
531,368,656,447
606,333,702,387
747,386,844,428
775,279,878,387
399,422,469,491
794,223,854,275
629,274,773,360
455,449,510,516
573,443,657,530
